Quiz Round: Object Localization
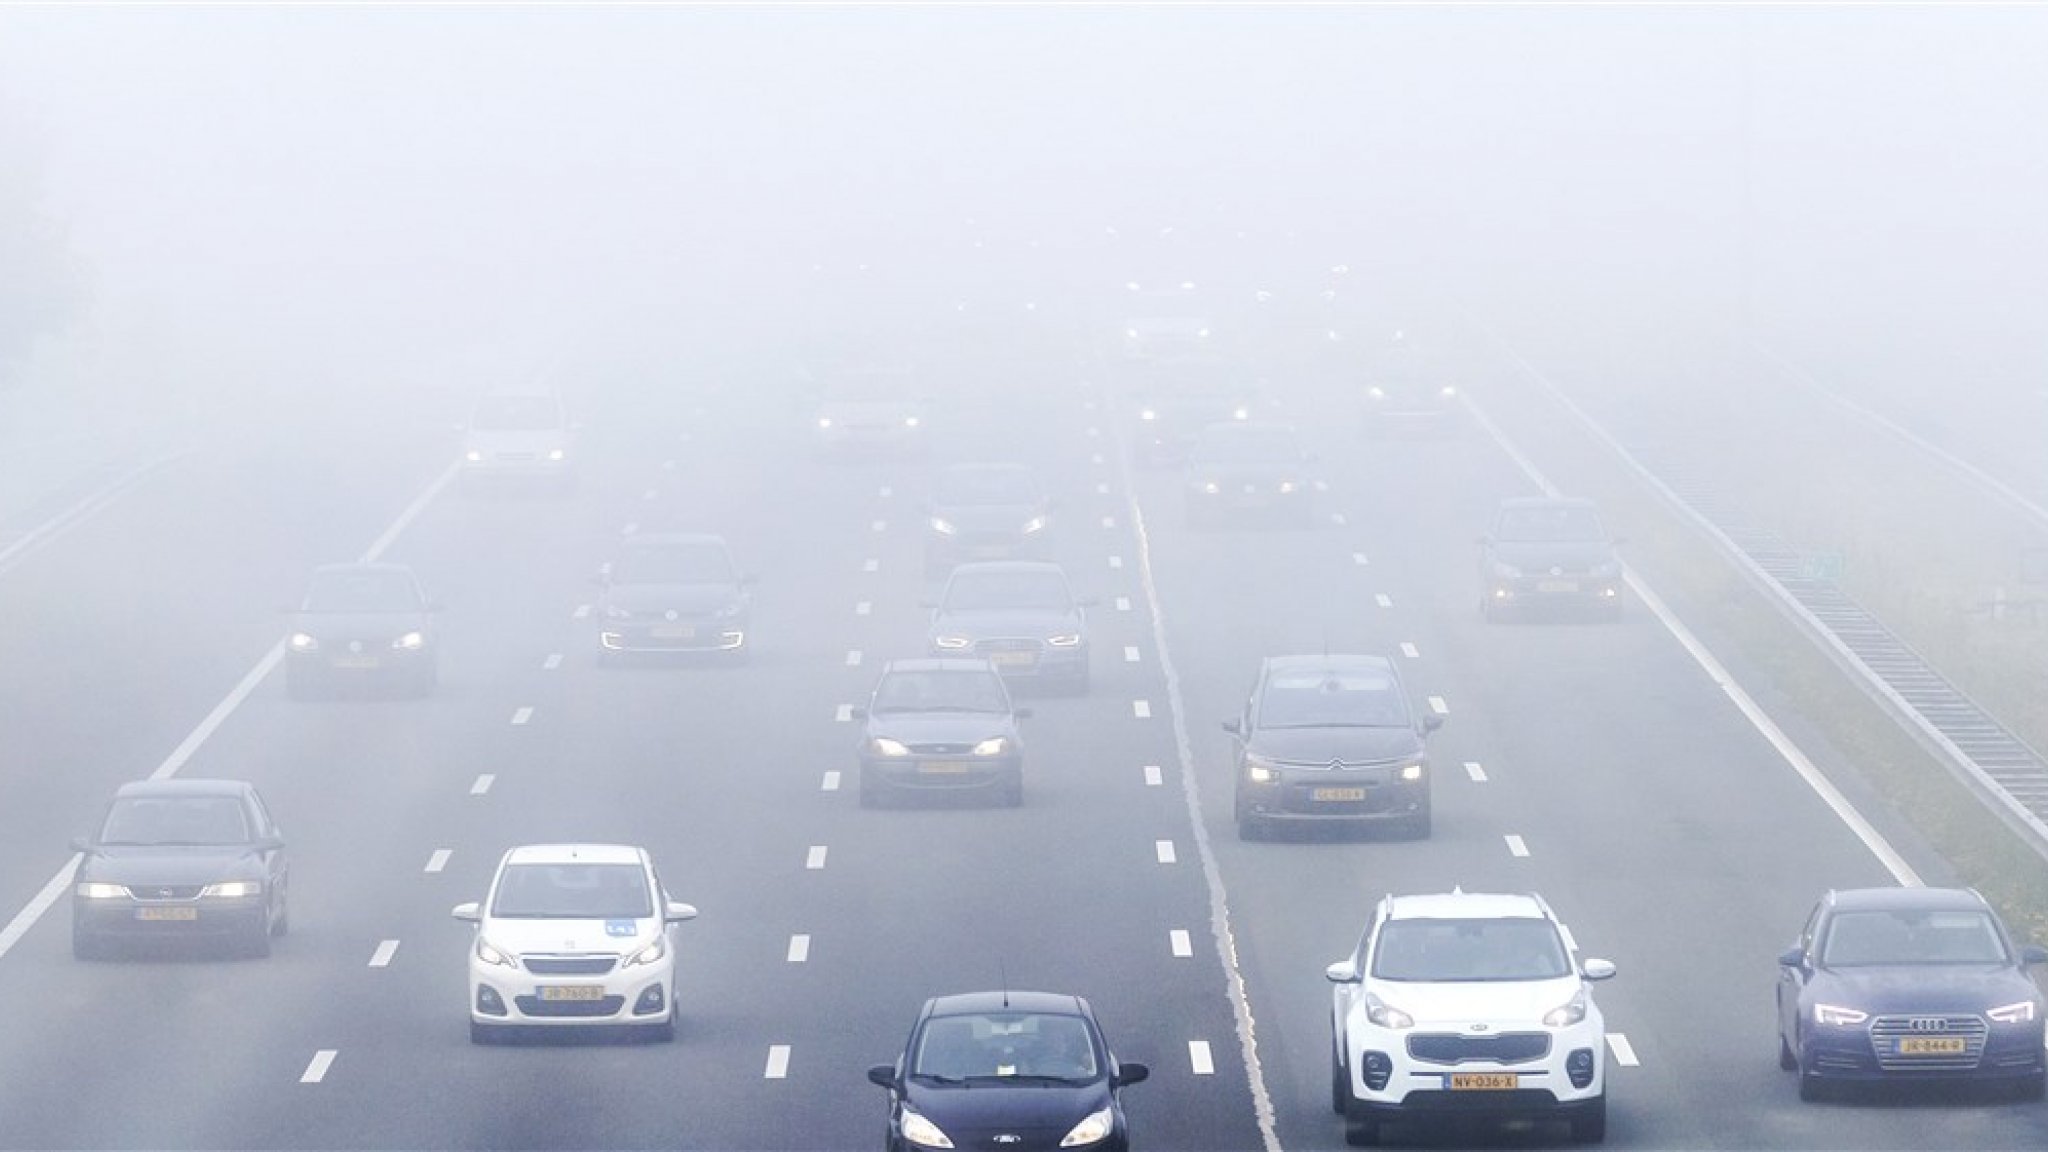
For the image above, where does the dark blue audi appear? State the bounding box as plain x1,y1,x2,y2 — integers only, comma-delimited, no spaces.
1776,887,2046,1101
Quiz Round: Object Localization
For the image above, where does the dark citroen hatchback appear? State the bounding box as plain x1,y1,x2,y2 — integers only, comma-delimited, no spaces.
867,991,1149,1152
1227,655,1440,840
1776,886,2047,1100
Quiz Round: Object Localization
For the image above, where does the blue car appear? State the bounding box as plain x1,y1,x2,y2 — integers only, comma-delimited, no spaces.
1776,887,2047,1101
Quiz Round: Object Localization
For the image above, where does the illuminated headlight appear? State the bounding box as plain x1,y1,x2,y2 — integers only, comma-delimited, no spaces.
904,415,922,429
546,447,566,462
465,449,484,462
1246,757,1280,784
869,737,911,757
75,882,129,899
973,737,1010,756
622,935,667,969
1400,763,1424,781
475,937,518,969
1125,327,1140,339
392,631,426,651
1020,515,1047,534
1201,481,1220,495
1365,993,1414,1030
933,635,972,650
603,604,632,620
1139,408,1158,421
817,416,833,430
1232,406,1249,420
900,1107,954,1149
202,880,263,899
1277,480,1298,494
928,517,957,536
1543,990,1588,1028
1196,327,1211,338
1046,633,1082,647
1988,1000,2038,1024
1440,385,1458,397
1814,1004,1868,1027
288,632,319,652
1059,1106,1114,1147
1367,386,1385,400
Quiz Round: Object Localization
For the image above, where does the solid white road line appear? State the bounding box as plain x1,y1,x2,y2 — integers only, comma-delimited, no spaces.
300,1050,337,1084
1189,1040,1216,1076
862,558,880,572
425,849,451,873
1374,593,1392,608
855,600,871,616
1606,1033,1640,1067
787,935,810,963
821,771,841,792
1464,762,1488,783
152,646,285,782
1170,929,1193,958
1108,555,1124,569
1155,840,1177,864
0,857,80,961
805,846,828,870
368,940,399,968
1399,642,1419,659
470,774,495,796
834,704,853,723
0,451,187,576
1427,696,1448,715
1124,646,1141,663
1329,512,1347,526
572,604,592,619
1144,764,1163,787
1352,552,1370,566
765,1046,791,1079
360,462,459,562
1505,835,1530,858
542,653,562,670
510,706,533,726
1114,596,1132,612
845,649,863,667
1133,700,1152,718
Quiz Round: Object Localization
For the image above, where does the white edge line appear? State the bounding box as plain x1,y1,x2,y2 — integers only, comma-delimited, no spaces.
300,1050,338,1084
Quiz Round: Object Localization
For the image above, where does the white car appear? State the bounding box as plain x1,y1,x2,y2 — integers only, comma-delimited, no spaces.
1326,891,1615,1146
459,388,576,492
453,844,698,1043
1120,316,1211,361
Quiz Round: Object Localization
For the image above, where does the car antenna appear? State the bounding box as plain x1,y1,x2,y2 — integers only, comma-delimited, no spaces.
1000,960,1009,1008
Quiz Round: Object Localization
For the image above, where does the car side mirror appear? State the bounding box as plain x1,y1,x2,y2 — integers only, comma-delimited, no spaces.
664,901,699,924
1114,1062,1150,1087
254,835,285,852
866,1064,896,1089
451,902,481,923
2022,945,2048,966
1421,715,1444,735
1221,718,1242,736
1324,961,1361,984
1777,947,1806,969
1580,958,1617,981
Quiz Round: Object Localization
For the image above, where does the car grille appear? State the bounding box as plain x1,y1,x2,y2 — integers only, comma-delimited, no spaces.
131,885,205,901
513,994,626,1018
1870,1015,1988,1071
908,742,976,755
524,956,618,976
494,451,539,462
1407,1033,1552,1066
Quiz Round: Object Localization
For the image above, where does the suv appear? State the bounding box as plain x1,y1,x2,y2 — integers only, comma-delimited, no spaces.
1326,891,1615,1146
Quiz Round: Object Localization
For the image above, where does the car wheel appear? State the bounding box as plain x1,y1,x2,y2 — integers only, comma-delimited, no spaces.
410,664,437,698
469,1021,505,1046
1343,1116,1379,1147
1399,807,1432,840
643,1014,676,1043
270,892,290,938
1236,814,1263,841
858,769,885,809
1570,1094,1607,1144
1797,1067,1826,1102
1778,1032,1796,1071
1331,1053,1350,1115
2018,1071,2046,1102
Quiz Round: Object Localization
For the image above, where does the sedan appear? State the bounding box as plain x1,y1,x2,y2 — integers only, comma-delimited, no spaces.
927,561,1093,694
1227,654,1440,839
868,990,1149,1152
1478,497,1624,621
1776,886,2046,1100
1183,421,1316,529
856,658,1027,807
596,532,754,662
285,562,441,698
71,779,289,959
924,462,1053,576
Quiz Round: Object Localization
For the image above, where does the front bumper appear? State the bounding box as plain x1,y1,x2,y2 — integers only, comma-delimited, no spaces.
73,895,266,941
861,753,1022,795
932,640,1088,686
599,619,747,652
1237,773,1426,824
470,959,674,1027
286,646,434,680
1800,1020,2046,1082
1347,1024,1605,1113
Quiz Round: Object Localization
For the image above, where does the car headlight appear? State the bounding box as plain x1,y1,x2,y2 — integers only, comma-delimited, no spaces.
1139,408,1158,421
603,604,632,620
1543,990,1588,1028
1232,406,1250,420
288,632,319,652
475,937,518,969
74,882,128,899
1059,1106,1114,1147
1020,515,1047,534
933,635,972,650
546,447,566,462
1989,1000,2038,1024
202,880,263,898
870,737,911,757
1813,1003,1868,1027
816,416,833,430
1440,385,1458,397
464,449,484,462
1201,480,1220,495
904,415,921,429
1046,633,1082,647
1196,327,1211,339
929,517,957,536
973,736,1010,756
1366,386,1385,400
392,631,426,651
622,935,667,969
1400,763,1424,781
901,1107,954,1149
1365,993,1414,1030
1125,327,1140,339
1277,479,1298,494
1246,757,1279,784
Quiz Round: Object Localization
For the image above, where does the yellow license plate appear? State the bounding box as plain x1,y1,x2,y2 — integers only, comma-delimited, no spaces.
538,986,606,1002
1448,1073,1519,1091
1536,580,1579,593
990,651,1036,667
919,761,973,774
1897,1037,1967,1055
1312,787,1367,802
136,906,199,922
650,625,696,639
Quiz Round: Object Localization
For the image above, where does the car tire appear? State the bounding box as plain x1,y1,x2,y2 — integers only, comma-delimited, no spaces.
270,893,290,938
1570,1095,1607,1144
1343,1116,1380,1147
1331,1054,1350,1115
409,664,437,698
1399,807,1432,840
859,769,885,809
469,1021,505,1046
1236,814,1263,841
1797,1067,1826,1102
1778,1032,1796,1071
643,1015,676,1043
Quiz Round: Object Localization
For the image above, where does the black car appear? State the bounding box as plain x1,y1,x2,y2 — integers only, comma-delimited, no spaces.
1478,497,1624,621
924,463,1053,576
1183,421,1316,529
1120,356,1267,465
70,779,289,959
285,562,441,698
814,369,932,458
1227,655,1440,839
927,561,1092,695
867,990,1149,1152
855,658,1027,807
1776,886,2047,1101
596,532,754,663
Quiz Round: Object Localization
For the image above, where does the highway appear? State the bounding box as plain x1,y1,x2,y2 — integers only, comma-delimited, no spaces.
0,338,2043,1150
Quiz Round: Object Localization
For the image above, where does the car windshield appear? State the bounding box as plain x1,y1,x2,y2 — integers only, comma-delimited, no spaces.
99,796,251,846
613,543,734,585
1191,427,1300,465
1372,917,1572,982
1258,671,1408,729
934,467,1040,506
1495,505,1608,543
944,571,1072,612
303,569,420,612
490,863,653,920
822,374,919,403
1128,362,1242,399
1820,909,2011,966
912,1012,1100,1082
872,670,1010,714
470,394,562,432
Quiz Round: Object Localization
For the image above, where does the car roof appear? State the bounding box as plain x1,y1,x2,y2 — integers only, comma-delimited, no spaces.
926,990,1087,1018
881,657,1001,675
1264,654,1397,678
111,778,255,800
1497,496,1598,511
1828,886,1988,913
1386,892,1552,921
501,843,647,867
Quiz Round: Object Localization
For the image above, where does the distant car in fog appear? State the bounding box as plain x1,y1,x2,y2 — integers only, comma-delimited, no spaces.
814,369,931,456
71,779,289,960
1362,375,1460,437
1119,356,1269,466
924,462,1052,576
927,561,1093,695
867,990,1150,1152
459,387,576,493
855,658,1027,807
596,532,753,662
453,843,699,1044
1775,886,2047,1102
1121,315,1212,361
1226,655,1439,839
285,562,441,699
1183,421,1316,529
1478,497,1624,621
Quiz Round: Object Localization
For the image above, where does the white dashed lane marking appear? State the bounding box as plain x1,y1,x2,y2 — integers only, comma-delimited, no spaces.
1427,696,1448,715
542,653,562,670
1114,596,1132,612
845,649,863,667
1132,700,1152,719
1097,482,1111,495
787,935,810,963
469,774,494,796
1170,930,1193,958
1374,593,1392,608
862,558,880,573
1091,452,1105,465
368,940,399,968
1329,512,1346,526
1464,762,1488,783
821,771,841,792
661,460,675,471
1155,840,1177,864
1143,764,1163,787
1607,1033,1640,1067
1108,555,1124,569
1505,835,1530,858
510,707,533,726
1399,642,1419,659
572,604,591,619
1189,1040,1215,1076
1352,552,1370,566
1123,646,1141,663
805,846,828,870
300,1050,337,1084
765,1046,791,1079
621,524,638,537
835,704,853,723
871,520,887,532
1086,426,1100,438
1101,515,1116,529
878,486,892,498
642,488,658,501
855,600,871,616
424,849,451,874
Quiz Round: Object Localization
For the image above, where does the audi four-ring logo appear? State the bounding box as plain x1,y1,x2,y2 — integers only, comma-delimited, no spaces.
1907,1018,1951,1032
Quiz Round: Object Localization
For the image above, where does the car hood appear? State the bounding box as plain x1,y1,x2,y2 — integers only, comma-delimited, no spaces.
291,610,428,639
81,845,268,886
1248,726,1422,766
904,1078,1112,1139
1810,964,2041,1013
479,917,661,958
931,504,1045,533
930,608,1082,641
1366,976,1585,1027
1490,541,1617,571
465,429,566,453
864,713,1018,744
603,582,743,614
1187,458,1301,482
